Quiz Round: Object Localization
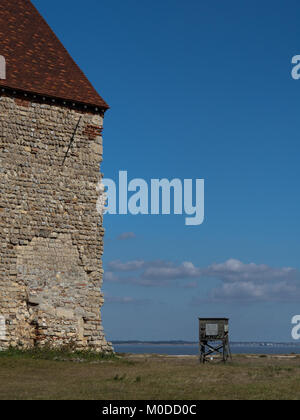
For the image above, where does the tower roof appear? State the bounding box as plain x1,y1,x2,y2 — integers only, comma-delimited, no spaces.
0,0,109,110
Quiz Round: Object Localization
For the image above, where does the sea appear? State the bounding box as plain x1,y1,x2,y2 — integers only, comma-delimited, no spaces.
113,343,300,356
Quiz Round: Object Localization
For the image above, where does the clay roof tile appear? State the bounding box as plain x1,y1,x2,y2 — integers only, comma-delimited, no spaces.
0,0,109,109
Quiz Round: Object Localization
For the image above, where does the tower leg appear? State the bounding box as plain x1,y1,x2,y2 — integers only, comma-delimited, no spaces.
199,341,206,364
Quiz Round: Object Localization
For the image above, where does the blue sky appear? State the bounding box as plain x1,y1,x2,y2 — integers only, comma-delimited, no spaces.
33,0,300,342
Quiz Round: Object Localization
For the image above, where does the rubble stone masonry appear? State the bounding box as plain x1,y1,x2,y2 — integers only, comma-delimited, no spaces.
0,93,112,352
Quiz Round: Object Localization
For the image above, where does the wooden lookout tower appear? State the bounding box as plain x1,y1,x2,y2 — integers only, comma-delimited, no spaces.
198,318,231,363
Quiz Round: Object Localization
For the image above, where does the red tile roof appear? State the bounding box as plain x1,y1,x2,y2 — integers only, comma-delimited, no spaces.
0,0,109,109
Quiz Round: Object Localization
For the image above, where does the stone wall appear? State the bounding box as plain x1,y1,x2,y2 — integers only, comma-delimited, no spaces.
0,93,112,352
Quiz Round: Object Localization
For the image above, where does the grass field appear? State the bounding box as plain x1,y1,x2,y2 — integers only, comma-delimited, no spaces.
0,349,300,400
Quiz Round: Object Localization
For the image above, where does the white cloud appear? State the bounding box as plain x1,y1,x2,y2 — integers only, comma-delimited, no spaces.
195,259,300,303
105,259,201,286
197,280,300,303
103,272,120,282
104,257,300,302
204,259,297,283
107,260,145,272
104,292,150,305
142,261,201,280
117,232,136,240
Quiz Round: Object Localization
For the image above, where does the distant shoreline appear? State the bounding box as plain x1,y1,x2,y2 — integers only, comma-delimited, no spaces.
112,341,300,347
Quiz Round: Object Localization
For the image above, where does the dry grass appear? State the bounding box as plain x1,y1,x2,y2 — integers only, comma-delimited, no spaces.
0,350,300,400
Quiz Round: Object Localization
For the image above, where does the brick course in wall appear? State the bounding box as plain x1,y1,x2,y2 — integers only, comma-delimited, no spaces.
0,94,112,352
